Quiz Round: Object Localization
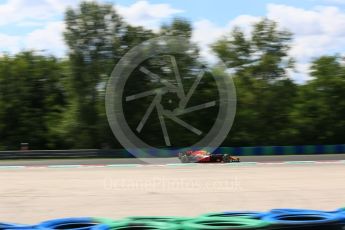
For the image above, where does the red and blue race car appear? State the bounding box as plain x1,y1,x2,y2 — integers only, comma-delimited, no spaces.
178,150,240,163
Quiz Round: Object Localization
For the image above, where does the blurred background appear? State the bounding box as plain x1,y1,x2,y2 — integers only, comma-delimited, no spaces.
0,0,344,150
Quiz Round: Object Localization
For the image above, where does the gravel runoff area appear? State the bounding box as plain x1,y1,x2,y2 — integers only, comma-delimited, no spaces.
1,163,345,224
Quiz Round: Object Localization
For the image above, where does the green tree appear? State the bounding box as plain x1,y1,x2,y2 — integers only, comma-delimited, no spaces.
64,1,126,148
0,52,67,150
122,18,220,148
213,18,297,146
292,56,345,144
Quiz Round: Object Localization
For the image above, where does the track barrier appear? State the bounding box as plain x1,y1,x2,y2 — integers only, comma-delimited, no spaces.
93,221,178,230
262,212,345,229
218,144,345,156
2,207,345,229
0,223,40,230
1,144,345,160
181,217,270,229
122,216,191,224
199,211,267,219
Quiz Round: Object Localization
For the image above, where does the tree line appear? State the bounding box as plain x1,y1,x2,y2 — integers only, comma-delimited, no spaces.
0,1,344,150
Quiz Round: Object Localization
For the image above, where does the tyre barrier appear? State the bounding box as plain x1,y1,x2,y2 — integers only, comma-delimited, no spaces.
0,223,33,230
122,216,191,224
0,223,45,230
182,217,270,229
1,223,23,229
2,207,345,229
269,209,330,215
38,218,115,230
200,211,267,219
93,220,179,230
337,207,345,213
262,212,345,230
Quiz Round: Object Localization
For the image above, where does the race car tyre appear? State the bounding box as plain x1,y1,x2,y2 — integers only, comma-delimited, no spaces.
222,154,230,163
177,153,183,159
181,155,189,163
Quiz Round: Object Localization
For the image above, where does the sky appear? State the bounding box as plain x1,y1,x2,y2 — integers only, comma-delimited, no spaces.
1,0,345,83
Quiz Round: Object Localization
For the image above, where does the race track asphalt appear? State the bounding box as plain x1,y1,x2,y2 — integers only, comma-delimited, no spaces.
1,163,345,223
0,154,344,166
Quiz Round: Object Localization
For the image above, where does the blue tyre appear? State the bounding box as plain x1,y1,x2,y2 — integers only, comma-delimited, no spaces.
200,211,267,219
39,217,100,230
1,222,43,230
262,212,345,229
269,209,326,214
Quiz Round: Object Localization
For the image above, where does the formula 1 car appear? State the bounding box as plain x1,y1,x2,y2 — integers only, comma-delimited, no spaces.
178,150,240,163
